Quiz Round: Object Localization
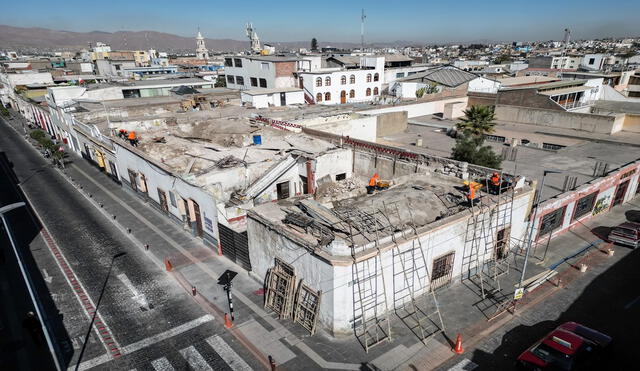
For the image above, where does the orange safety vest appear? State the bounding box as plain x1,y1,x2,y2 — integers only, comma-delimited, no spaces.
467,187,476,200
491,175,500,186
369,174,379,187
128,131,136,140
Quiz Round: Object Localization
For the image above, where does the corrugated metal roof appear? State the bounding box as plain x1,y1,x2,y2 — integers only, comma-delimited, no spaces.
398,66,477,87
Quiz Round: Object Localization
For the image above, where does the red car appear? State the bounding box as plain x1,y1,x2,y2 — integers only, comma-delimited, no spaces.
517,322,612,370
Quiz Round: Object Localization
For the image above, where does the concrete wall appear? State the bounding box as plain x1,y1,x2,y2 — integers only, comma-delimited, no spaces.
375,111,408,137
468,77,501,94
241,90,304,108
622,114,640,133
496,89,562,111
494,105,619,134
361,96,469,119
302,115,378,142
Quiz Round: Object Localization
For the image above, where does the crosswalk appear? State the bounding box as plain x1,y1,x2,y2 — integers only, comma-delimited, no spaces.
145,336,253,371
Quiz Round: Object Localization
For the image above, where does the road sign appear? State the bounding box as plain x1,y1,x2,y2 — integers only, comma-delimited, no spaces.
217,270,238,286
514,288,524,300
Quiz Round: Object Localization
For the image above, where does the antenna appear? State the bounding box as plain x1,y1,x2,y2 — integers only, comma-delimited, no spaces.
361,9,366,52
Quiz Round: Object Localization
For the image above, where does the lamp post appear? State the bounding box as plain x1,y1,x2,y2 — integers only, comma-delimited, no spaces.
516,170,560,304
74,251,126,371
0,202,62,371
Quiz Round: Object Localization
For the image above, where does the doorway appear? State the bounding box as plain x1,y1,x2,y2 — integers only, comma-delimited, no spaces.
495,226,510,260
157,189,169,213
280,92,287,106
276,181,290,200
128,169,137,191
613,180,629,206
340,90,346,104
192,199,203,237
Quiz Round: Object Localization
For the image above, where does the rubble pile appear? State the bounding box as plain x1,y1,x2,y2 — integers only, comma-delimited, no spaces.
315,177,367,201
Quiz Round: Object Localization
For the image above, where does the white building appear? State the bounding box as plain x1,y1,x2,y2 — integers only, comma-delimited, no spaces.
580,54,607,71
298,56,384,105
224,56,300,90
240,87,304,108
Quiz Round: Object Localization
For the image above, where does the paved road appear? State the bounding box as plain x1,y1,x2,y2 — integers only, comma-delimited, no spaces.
438,201,640,370
0,116,260,370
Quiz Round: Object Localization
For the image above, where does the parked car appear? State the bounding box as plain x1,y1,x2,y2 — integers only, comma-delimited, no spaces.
517,322,612,370
608,222,640,249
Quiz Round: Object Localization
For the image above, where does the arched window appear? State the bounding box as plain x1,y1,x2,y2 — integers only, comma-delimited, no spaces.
325,92,331,101
350,75,356,84
316,77,322,87
316,93,322,102
373,87,379,95
374,73,379,82
341,75,347,85
349,89,355,98
366,88,371,96
366,73,372,83
325,76,331,86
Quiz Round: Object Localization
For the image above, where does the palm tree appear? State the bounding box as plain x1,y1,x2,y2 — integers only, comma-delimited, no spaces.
456,105,496,137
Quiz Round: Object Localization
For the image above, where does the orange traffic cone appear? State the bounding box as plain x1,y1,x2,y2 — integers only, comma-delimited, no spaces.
453,333,464,354
165,259,173,272
224,313,233,328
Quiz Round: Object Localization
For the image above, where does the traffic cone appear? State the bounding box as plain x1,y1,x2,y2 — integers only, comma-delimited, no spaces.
224,313,233,328
453,333,464,354
165,259,173,272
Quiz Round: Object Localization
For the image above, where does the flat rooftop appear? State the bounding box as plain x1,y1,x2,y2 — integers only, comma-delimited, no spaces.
381,115,640,201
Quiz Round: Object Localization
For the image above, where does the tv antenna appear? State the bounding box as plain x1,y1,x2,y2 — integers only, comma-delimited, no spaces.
361,9,366,52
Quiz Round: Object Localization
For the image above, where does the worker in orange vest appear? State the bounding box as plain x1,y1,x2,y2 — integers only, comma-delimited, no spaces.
467,181,481,206
490,172,501,194
128,131,138,147
367,173,379,194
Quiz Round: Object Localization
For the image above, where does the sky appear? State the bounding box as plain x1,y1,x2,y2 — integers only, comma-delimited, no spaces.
1,0,639,44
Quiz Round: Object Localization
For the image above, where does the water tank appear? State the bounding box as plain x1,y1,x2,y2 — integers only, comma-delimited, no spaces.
252,135,262,145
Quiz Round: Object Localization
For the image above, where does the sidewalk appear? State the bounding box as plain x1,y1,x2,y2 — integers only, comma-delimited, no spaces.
4,111,637,370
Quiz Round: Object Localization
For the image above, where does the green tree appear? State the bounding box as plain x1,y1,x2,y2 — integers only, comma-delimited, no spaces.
456,105,496,136
451,105,502,168
214,76,226,88
311,38,318,51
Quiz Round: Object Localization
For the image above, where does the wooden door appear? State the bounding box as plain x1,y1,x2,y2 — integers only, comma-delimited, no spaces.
613,180,629,206
340,90,346,104
128,169,137,191
157,189,169,213
192,199,203,237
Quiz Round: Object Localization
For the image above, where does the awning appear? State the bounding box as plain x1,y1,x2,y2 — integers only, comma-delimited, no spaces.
539,85,593,96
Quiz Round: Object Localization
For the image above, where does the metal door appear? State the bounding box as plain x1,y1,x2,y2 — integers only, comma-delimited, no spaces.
280,92,286,106
218,223,251,270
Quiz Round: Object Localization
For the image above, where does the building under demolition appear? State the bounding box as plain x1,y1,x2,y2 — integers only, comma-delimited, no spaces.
247,152,535,350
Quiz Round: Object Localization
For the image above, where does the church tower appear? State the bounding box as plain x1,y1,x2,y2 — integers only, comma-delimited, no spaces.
195,29,209,60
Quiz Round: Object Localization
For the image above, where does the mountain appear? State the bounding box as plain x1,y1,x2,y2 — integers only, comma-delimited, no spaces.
0,25,420,52
0,25,249,52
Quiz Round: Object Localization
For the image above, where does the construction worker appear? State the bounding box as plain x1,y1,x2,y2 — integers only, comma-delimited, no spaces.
367,173,379,194
128,131,138,147
466,181,481,206
489,172,501,194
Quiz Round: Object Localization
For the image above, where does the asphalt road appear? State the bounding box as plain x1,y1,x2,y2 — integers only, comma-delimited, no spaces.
0,116,260,370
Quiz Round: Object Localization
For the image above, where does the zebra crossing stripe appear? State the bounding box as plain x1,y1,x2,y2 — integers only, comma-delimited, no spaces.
179,345,213,371
206,335,253,371
151,357,175,371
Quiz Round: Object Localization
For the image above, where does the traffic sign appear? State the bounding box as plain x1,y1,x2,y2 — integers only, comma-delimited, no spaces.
217,270,238,286
514,288,524,300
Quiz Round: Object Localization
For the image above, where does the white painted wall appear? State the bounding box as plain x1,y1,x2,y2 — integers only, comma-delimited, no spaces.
361,96,469,118
241,90,304,108
300,67,383,105
468,77,501,94
7,72,54,86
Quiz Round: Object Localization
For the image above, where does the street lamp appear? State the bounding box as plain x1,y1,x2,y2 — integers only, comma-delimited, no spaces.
0,202,62,371
516,170,560,303
75,251,126,371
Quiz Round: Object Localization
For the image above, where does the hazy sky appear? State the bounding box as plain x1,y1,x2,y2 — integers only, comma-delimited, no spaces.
1,0,638,43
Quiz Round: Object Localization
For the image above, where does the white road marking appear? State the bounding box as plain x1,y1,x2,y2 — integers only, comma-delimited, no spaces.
448,358,479,370
42,268,53,283
117,273,149,309
206,335,253,371
179,345,212,371
151,357,175,371
73,314,214,371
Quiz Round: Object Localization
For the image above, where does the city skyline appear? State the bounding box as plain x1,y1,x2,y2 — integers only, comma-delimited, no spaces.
2,0,639,44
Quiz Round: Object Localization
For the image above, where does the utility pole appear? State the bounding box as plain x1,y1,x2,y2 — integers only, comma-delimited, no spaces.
361,9,366,53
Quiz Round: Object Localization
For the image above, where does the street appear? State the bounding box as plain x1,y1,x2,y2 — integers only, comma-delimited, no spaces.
439,202,640,370
0,116,261,370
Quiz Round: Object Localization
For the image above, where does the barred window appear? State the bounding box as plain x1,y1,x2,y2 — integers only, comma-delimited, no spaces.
539,206,566,237
573,192,597,220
